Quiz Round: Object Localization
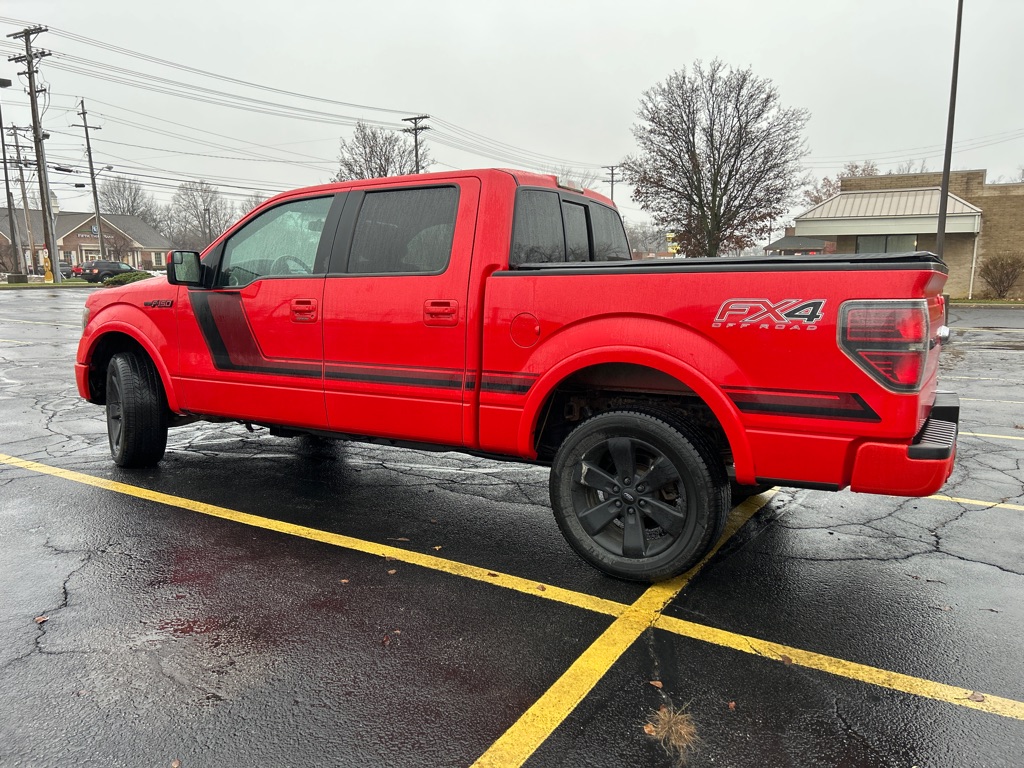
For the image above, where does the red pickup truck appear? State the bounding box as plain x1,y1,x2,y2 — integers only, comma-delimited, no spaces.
76,169,958,581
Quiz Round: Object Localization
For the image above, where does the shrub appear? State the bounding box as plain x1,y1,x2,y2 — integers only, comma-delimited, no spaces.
979,254,1024,299
103,271,155,287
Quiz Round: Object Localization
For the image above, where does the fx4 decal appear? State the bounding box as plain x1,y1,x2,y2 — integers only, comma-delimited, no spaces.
713,299,826,330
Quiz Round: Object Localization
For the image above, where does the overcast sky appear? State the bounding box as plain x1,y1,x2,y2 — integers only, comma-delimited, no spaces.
2,0,1022,233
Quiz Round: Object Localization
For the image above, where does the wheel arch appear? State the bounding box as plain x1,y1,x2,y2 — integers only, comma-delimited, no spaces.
520,347,753,482
83,326,179,412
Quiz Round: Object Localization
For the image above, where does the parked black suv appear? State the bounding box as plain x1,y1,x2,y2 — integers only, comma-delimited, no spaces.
79,260,140,283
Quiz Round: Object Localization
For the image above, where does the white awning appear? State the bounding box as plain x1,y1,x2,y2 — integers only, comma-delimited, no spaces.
794,188,981,237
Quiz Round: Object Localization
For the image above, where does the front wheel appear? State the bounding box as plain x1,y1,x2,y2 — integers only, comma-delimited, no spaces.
550,410,730,582
106,352,168,467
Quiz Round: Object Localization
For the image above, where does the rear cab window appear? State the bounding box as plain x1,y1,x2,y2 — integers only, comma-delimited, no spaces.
510,188,630,268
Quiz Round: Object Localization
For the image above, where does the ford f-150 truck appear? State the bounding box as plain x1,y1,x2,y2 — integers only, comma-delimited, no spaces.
76,169,958,581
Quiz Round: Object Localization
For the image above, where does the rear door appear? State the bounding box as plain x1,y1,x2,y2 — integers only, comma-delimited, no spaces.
176,193,343,428
321,179,479,445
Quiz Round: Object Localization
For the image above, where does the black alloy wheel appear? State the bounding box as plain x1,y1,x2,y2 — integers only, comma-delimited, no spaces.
550,410,730,582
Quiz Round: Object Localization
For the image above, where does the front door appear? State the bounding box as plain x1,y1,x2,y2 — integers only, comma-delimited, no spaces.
176,194,341,428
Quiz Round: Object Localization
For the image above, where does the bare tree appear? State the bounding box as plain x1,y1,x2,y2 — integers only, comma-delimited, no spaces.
333,121,428,181
164,181,236,250
1016,166,1024,183
241,191,268,214
547,165,602,190
890,158,929,175
800,160,880,208
103,230,135,262
622,218,667,253
622,60,809,257
99,175,158,226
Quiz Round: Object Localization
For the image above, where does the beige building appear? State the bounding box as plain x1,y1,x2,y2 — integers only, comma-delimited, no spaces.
794,170,1024,298
1,208,173,273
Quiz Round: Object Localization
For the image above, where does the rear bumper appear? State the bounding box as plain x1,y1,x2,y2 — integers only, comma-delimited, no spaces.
850,392,959,496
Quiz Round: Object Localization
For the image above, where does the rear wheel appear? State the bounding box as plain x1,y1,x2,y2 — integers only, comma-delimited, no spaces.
550,410,730,582
106,352,168,467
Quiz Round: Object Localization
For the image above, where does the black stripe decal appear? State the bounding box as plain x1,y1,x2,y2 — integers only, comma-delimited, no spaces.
724,387,880,422
325,364,463,390
480,372,538,395
190,292,321,378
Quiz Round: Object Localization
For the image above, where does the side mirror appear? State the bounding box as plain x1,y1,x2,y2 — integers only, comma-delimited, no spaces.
166,250,203,286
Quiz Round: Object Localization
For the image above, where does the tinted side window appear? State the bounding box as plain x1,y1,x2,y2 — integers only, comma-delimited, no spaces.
590,204,630,261
218,196,333,287
562,201,590,262
348,187,459,274
511,190,564,266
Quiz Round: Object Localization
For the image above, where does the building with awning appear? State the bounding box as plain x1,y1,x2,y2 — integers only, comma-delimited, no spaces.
794,170,1023,298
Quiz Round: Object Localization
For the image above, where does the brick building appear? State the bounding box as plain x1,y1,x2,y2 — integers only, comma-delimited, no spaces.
793,170,1024,298
0,208,172,273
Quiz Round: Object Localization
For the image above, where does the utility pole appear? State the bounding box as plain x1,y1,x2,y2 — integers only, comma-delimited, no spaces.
402,115,430,174
935,0,964,260
9,25,60,282
10,126,35,271
603,165,621,202
74,98,107,259
0,81,25,272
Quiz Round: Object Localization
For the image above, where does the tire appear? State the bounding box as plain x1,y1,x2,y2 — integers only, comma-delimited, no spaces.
550,410,730,582
106,352,168,467
99,272,113,281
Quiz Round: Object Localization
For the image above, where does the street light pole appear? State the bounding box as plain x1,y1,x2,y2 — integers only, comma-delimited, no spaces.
0,78,25,273
935,0,964,259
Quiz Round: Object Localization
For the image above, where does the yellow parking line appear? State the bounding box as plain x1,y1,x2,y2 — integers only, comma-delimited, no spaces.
653,615,1024,721
5,450,1024,748
929,494,1024,512
0,338,33,345
960,431,1024,442
471,498,767,768
0,453,624,618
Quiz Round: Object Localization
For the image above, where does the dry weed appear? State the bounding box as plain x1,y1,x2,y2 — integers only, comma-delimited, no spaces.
643,704,698,764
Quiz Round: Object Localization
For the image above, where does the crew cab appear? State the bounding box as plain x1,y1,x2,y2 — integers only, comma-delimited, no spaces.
76,169,958,581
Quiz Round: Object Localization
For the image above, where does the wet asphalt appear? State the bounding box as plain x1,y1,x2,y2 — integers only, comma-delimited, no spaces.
0,289,1022,767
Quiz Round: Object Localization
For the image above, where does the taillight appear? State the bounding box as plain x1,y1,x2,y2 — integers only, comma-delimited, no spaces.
840,300,929,391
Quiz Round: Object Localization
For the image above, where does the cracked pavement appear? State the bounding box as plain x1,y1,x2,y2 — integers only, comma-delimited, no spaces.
1,290,1022,767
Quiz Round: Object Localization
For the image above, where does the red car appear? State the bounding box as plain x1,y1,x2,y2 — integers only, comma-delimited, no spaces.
76,169,958,581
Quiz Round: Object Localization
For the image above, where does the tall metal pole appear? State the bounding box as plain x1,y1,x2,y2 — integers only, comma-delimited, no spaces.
0,84,25,271
935,0,964,259
9,26,59,281
11,126,35,272
75,98,106,258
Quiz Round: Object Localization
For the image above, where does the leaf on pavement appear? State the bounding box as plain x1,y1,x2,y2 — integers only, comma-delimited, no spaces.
967,691,985,702
432,546,442,551
643,723,656,736
728,701,736,711
171,760,181,768
387,569,397,575
34,616,48,624
387,537,411,542
382,634,391,647
779,654,793,665
649,680,663,689
536,585,546,592
339,579,350,584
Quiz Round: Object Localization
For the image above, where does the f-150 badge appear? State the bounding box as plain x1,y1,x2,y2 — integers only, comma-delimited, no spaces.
713,299,825,329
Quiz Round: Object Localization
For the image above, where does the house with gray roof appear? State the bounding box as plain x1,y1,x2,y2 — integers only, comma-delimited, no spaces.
1,208,173,273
